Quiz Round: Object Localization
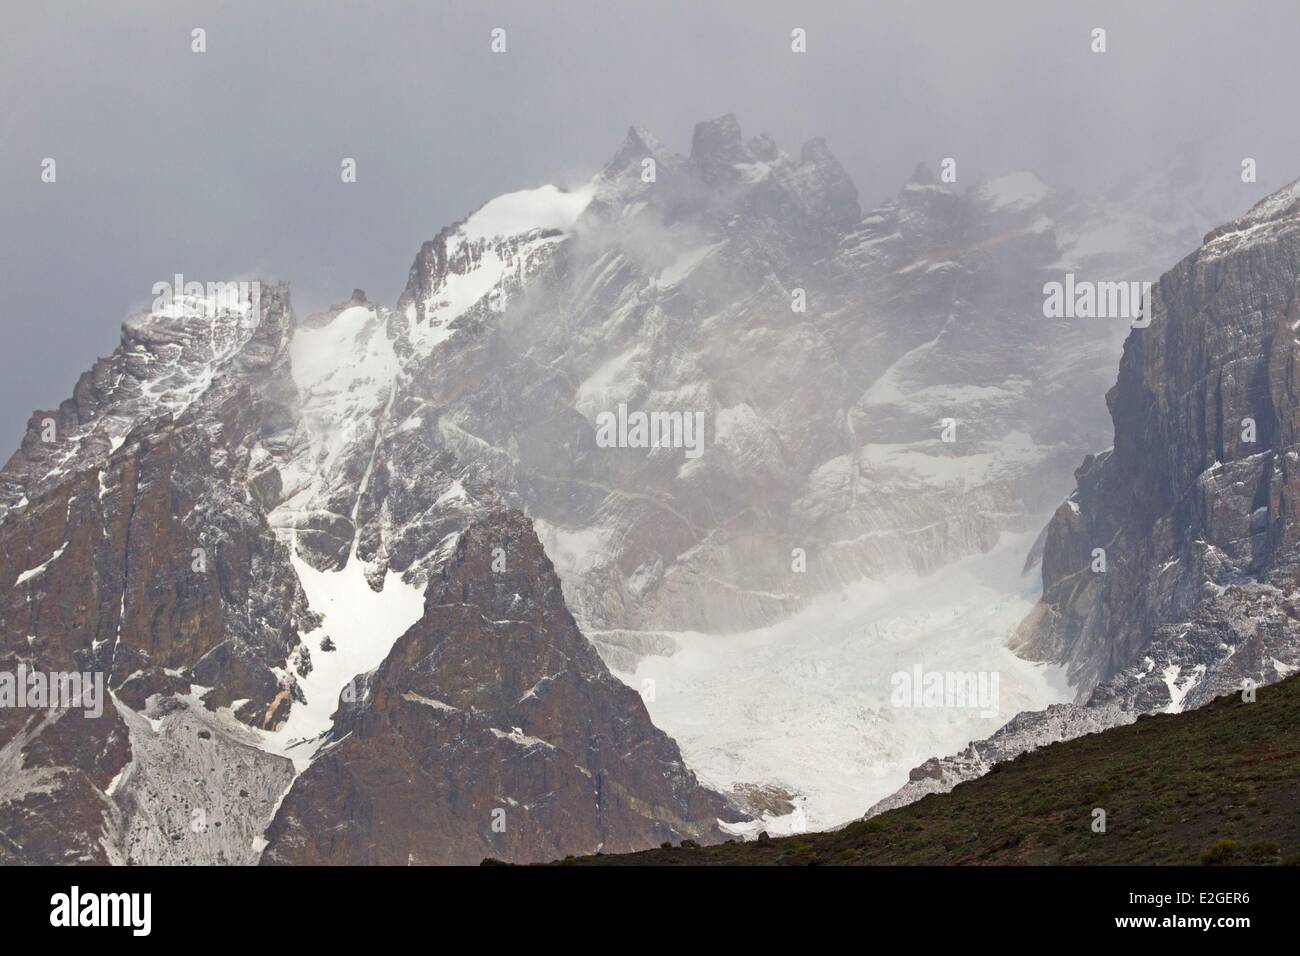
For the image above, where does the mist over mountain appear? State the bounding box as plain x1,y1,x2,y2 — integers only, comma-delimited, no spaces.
5,102,1297,863
6,0,1300,457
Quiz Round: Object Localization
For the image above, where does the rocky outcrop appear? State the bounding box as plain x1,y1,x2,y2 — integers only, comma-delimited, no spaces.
259,510,741,865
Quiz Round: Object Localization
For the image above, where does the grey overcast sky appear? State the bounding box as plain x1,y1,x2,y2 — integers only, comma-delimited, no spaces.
3,0,1299,451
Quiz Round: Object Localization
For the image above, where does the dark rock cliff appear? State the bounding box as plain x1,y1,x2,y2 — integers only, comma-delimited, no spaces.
1016,180,1300,705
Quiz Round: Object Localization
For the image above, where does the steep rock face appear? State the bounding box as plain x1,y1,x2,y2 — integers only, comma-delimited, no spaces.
260,510,739,865
874,181,1300,815
0,287,313,863
1018,180,1300,699
0,285,312,726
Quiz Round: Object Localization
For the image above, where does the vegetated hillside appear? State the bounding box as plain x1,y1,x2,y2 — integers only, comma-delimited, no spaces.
543,674,1300,865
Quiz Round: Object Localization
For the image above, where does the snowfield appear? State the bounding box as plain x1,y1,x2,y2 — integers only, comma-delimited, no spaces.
613,525,1071,831
461,183,595,241
272,548,425,768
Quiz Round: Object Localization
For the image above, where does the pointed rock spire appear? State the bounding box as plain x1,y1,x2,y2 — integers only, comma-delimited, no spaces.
690,113,749,183
909,161,938,186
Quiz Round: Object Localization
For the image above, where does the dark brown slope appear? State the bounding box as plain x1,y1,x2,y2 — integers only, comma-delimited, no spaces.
260,510,744,865
551,673,1300,865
